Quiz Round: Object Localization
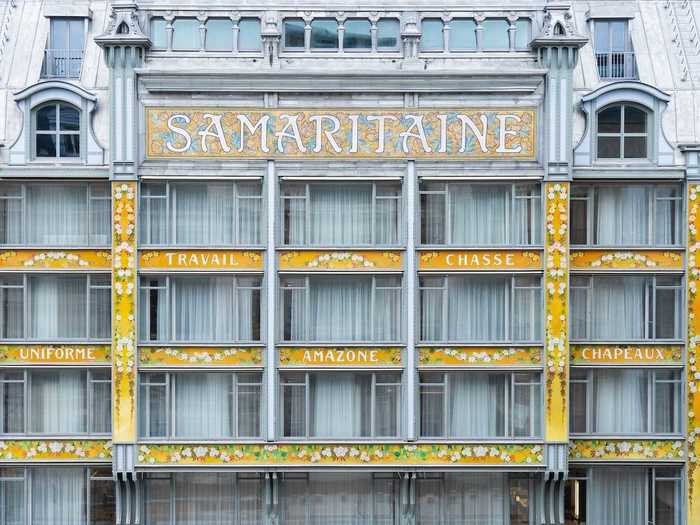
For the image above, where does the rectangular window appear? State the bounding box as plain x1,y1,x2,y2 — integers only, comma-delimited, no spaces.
280,275,401,342
281,371,401,438
571,275,682,341
594,20,637,80
150,17,167,48
0,182,110,246
310,19,338,49
419,371,541,438
570,184,682,246
343,19,372,50
238,18,262,52
420,19,444,51
569,368,681,435
139,372,261,439
281,181,401,246
42,18,85,78
480,19,510,50
283,18,306,50
172,18,200,50
0,368,110,434
377,19,400,50
420,182,542,245
0,274,110,340
139,181,263,246
420,275,542,342
449,18,477,50
565,467,681,525
138,275,261,343
1,467,115,525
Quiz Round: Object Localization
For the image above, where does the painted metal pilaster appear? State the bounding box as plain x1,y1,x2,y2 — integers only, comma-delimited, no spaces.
265,159,277,441
406,160,417,440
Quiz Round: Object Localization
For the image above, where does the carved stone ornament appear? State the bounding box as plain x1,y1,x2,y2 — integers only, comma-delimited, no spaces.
94,2,150,48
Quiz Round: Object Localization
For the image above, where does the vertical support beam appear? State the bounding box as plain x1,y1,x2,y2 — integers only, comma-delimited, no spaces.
266,160,277,441
687,181,700,522
405,160,417,440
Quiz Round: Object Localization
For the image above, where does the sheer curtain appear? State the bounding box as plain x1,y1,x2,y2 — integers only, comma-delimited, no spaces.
590,468,646,525
174,183,233,245
448,276,506,341
0,469,24,525
590,276,645,339
174,473,234,525
311,374,366,437
29,276,86,339
596,186,649,245
0,193,23,244
450,185,507,244
173,277,236,342
30,369,85,433
174,373,231,438
308,184,372,245
26,184,86,245
448,374,504,437
595,370,647,433
31,467,86,525
309,278,371,341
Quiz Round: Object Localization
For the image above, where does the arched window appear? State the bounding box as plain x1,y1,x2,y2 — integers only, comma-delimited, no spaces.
34,102,80,159
596,103,648,160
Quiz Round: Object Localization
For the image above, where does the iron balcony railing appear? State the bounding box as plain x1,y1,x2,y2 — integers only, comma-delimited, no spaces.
596,51,638,80
41,48,84,79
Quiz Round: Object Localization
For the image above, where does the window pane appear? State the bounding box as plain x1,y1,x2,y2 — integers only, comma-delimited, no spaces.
597,136,621,159
139,378,166,437
30,369,86,433
446,276,507,341
570,380,587,433
594,186,650,245
610,21,628,52
655,479,679,525
26,184,89,245
570,199,588,244
150,18,167,48
89,285,110,339
31,467,86,524
449,184,510,245
624,106,646,133
655,197,678,245
239,18,261,51
593,370,647,433
205,19,232,50
654,378,678,433
1,376,24,433
421,191,446,244
481,19,510,49
139,281,167,342
344,19,371,50
60,134,80,157
0,468,25,524
29,275,86,339
310,19,338,49
36,134,57,157
594,21,610,52
60,105,80,131
90,374,111,433
598,106,622,133
515,19,531,49
173,183,238,245
656,287,679,339
308,373,372,437
174,373,231,438
513,281,543,341
375,383,399,436
420,19,444,51
580,276,646,340
377,19,399,49
143,475,171,525
447,373,506,437
623,136,647,159
282,382,306,437
36,105,57,131
449,19,476,50
172,18,200,50
0,280,23,339
90,476,116,525
238,382,261,437
420,382,444,436
284,19,305,48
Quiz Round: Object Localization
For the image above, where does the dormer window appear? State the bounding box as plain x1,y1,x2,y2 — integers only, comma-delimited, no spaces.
41,18,85,79
596,103,648,160
34,102,80,159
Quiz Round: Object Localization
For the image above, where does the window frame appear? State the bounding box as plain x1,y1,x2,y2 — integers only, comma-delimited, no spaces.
32,101,83,162
595,103,649,161
593,19,637,80
43,17,86,79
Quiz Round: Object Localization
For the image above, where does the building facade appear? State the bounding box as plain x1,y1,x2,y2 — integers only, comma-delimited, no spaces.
0,0,697,523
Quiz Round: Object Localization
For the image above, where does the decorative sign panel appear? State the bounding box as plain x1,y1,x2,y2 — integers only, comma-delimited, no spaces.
0,440,112,462
571,250,683,271
279,347,402,367
136,443,544,467
0,344,111,365
278,251,402,271
418,250,542,271
140,250,263,271
146,107,536,160
139,347,263,367
570,344,682,366
418,347,542,367
569,440,685,462
687,184,700,515
0,249,111,270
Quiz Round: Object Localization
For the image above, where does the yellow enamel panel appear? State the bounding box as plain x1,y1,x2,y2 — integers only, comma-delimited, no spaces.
418,250,542,271
418,347,542,367
0,249,111,270
279,347,402,367
137,443,545,467
140,249,263,271
0,440,112,461
278,251,403,271
570,344,682,366
0,344,111,365
139,347,263,367
569,440,685,462
688,184,700,516
146,107,537,160
571,249,683,270
112,183,137,443
544,183,569,442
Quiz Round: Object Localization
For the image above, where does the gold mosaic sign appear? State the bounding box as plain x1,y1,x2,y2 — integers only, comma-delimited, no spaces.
146,107,536,160
0,344,111,365
569,440,685,462
278,251,402,271
570,344,682,366
571,250,683,271
418,347,542,367
0,249,111,270
0,440,112,462
139,347,263,367
140,250,263,271
418,250,542,271
279,347,402,367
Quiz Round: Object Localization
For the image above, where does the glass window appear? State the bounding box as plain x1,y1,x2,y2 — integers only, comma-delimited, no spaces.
172,18,200,50
419,371,541,438
43,18,84,78
281,275,401,342
150,17,167,48
139,181,263,246
514,19,531,49
571,275,682,341
343,19,371,50
205,18,232,50
281,372,401,438
420,275,542,342
377,19,400,50
594,20,637,79
238,18,261,51
597,104,648,159
420,19,444,51
481,19,510,49
420,182,542,245
284,18,305,49
0,368,110,434
310,19,338,49
281,181,401,246
569,369,680,434
139,372,262,439
449,18,476,50
35,102,80,159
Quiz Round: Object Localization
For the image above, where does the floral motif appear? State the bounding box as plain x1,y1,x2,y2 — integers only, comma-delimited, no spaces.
688,184,700,502
418,347,542,366
279,347,402,366
0,440,112,461
0,250,112,270
279,250,402,270
569,440,684,461
136,443,544,466
571,250,683,270
140,347,263,367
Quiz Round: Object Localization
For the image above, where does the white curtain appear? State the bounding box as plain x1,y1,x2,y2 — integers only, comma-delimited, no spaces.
512,284,541,341
30,369,85,433
31,467,86,525
595,369,647,433
0,194,23,244
308,278,372,341
173,277,238,342
590,276,645,339
29,275,85,339
174,473,234,525
174,373,231,438
375,196,398,244
654,196,675,245
450,185,507,245
0,469,24,525
596,186,649,245
174,183,233,245
26,184,86,245
448,374,504,437
311,374,367,437
308,184,372,245
422,192,446,244
447,276,506,341
590,468,646,525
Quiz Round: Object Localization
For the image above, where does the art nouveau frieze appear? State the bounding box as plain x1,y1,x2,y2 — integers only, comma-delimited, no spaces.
139,346,264,368
0,249,112,271
278,250,402,272
570,249,684,271
417,346,543,368
0,439,112,462
569,439,685,463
